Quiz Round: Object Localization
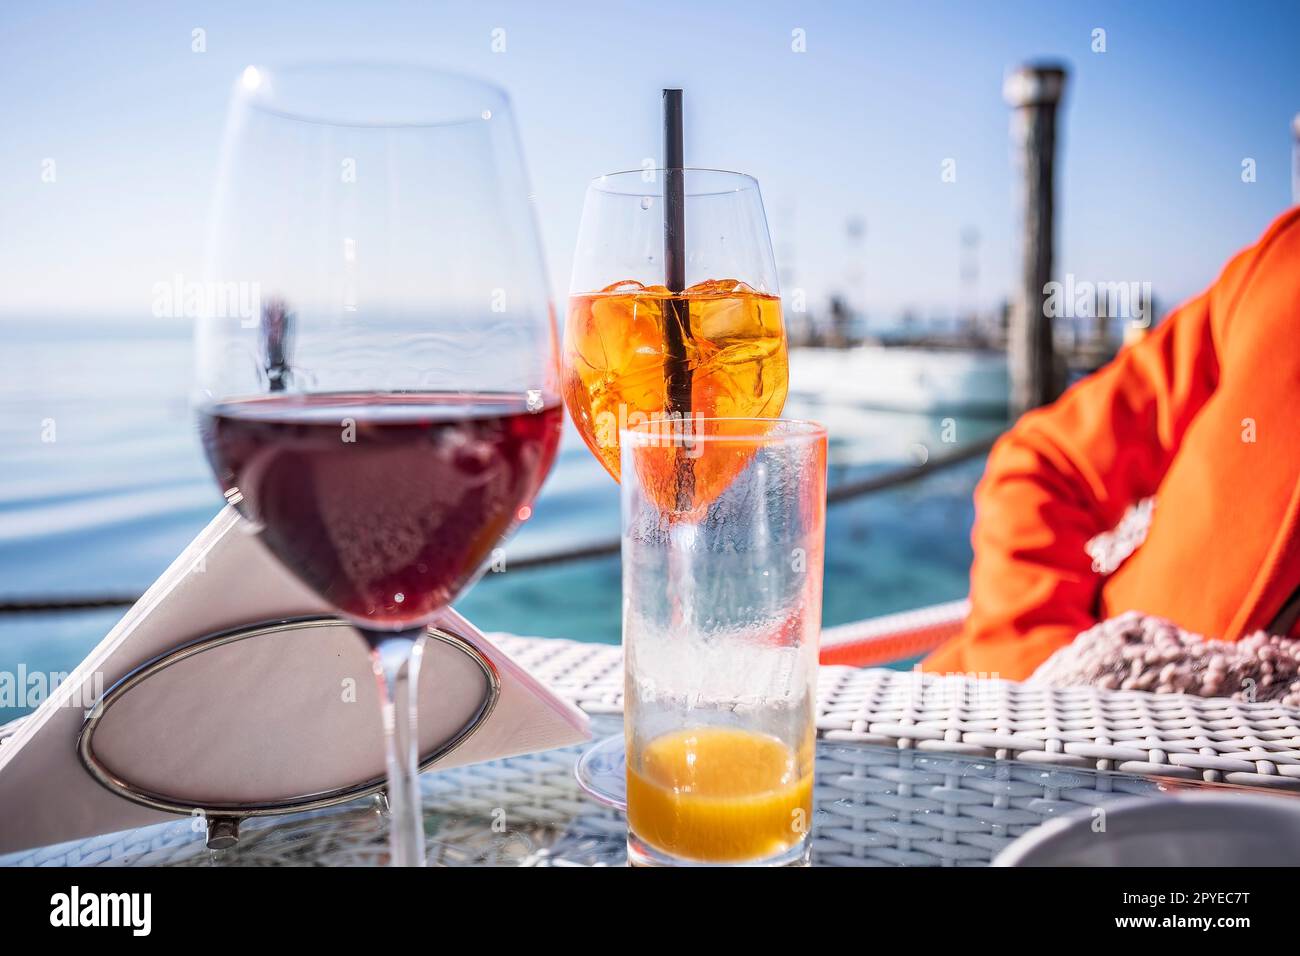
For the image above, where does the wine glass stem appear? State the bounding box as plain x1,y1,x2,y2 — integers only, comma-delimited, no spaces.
365,627,427,867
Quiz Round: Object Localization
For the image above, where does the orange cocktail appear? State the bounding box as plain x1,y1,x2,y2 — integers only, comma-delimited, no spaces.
562,278,787,483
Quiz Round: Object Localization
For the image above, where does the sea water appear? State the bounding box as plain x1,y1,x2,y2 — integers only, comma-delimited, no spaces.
0,316,1001,722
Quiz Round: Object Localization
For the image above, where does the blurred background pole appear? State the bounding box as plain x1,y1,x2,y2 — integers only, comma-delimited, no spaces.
1004,63,1067,415
1292,112,1300,205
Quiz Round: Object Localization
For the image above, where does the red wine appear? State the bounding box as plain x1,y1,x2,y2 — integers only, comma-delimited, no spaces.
200,392,562,629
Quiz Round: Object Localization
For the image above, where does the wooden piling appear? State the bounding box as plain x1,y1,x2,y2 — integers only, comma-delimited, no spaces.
1004,63,1067,414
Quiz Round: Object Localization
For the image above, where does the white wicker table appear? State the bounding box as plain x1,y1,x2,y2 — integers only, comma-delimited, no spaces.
4,635,1300,867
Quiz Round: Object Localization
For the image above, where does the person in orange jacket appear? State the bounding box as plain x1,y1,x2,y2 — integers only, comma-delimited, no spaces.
924,207,1300,681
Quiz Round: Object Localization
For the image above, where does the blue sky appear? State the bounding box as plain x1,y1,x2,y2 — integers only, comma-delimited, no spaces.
0,0,1296,321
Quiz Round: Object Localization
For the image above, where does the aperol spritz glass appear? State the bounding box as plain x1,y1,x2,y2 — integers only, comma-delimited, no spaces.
563,169,787,482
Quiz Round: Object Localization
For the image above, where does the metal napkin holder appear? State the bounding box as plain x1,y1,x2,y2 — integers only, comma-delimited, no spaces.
76,615,501,850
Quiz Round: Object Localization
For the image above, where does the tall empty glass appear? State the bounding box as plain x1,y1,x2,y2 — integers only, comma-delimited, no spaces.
621,418,827,866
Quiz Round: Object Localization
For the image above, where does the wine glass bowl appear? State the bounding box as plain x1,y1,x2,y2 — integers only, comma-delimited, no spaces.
197,63,555,404
199,392,560,630
562,168,788,482
194,64,559,865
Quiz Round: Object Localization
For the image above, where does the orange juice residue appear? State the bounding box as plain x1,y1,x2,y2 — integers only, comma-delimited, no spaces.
626,726,813,863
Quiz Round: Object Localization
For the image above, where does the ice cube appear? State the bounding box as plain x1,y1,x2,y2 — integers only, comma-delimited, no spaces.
685,278,755,296
600,279,647,294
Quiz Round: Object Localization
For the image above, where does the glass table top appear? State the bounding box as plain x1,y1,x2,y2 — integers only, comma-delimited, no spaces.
4,714,1290,867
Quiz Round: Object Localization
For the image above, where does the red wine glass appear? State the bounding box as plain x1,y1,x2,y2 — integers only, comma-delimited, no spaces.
194,64,561,865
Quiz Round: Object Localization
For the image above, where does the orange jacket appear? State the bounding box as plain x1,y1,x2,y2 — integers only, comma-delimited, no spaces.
924,208,1300,680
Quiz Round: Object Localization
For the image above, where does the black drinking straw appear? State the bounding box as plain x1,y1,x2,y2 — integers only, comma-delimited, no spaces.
662,89,692,419
661,89,696,511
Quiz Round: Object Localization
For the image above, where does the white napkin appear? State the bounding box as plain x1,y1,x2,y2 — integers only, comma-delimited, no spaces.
0,507,589,854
